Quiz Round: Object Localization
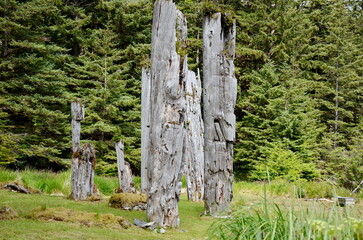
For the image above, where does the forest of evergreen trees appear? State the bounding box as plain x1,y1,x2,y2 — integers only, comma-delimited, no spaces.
1,0,362,188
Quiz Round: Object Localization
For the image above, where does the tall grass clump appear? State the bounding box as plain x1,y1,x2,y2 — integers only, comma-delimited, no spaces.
20,169,71,195
0,167,17,182
0,168,71,195
0,168,123,196
209,187,363,240
94,175,119,195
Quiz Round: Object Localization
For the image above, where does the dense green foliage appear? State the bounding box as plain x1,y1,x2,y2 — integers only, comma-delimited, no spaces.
1,0,362,188
0,0,153,174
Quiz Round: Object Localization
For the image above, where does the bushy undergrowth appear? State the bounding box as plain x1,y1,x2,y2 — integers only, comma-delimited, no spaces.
210,191,363,240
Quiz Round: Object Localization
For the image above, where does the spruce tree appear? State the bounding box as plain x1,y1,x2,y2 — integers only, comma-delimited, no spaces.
0,0,74,169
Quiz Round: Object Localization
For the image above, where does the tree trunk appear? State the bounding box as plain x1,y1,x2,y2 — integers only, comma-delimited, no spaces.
146,0,187,227
71,101,84,153
141,67,151,193
116,140,134,193
71,143,96,200
203,13,237,216
184,69,204,202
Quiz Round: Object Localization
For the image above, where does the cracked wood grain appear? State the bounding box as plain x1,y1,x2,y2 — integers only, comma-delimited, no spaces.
203,12,237,216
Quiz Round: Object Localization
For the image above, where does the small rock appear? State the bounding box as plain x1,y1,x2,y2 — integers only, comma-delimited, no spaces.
50,192,65,197
134,219,156,230
154,228,166,234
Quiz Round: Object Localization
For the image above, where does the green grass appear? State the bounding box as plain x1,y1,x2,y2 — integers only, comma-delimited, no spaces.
0,168,122,196
210,202,363,240
0,167,17,182
0,168,189,196
234,179,359,199
211,185,363,240
1,168,362,239
133,176,141,190
94,175,119,195
0,190,212,240
21,169,72,195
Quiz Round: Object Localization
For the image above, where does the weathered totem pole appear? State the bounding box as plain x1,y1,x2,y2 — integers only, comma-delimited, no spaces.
71,101,96,200
71,101,84,153
203,13,237,215
116,140,134,193
146,0,187,227
184,69,204,202
141,68,151,193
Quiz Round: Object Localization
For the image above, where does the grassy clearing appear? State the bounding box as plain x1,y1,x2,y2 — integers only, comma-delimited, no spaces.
0,168,362,239
0,189,212,240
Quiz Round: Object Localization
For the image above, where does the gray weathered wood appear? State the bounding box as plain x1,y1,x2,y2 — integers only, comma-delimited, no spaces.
71,101,84,153
184,69,204,202
4,183,31,194
71,143,96,200
203,13,237,216
71,101,95,200
116,140,134,193
141,67,151,193
146,0,187,227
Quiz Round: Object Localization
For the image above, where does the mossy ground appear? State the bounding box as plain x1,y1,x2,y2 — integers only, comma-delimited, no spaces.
26,206,129,229
109,193,147,209
0,206,18,220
